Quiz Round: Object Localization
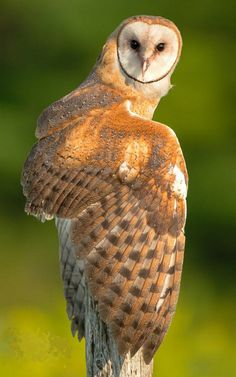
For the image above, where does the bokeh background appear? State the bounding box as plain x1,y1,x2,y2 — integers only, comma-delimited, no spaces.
1,1,235,376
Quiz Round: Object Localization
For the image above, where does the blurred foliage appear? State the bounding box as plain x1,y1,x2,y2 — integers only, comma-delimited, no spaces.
0,0,235,376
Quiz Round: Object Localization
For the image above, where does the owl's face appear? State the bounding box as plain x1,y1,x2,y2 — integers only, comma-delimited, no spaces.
117,18,181,84
96,16,182,102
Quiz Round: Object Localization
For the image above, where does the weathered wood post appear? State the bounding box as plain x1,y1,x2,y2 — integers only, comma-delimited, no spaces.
84,286,153,377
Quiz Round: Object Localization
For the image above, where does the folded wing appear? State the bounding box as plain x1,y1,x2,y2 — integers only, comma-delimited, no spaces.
22,102,187,363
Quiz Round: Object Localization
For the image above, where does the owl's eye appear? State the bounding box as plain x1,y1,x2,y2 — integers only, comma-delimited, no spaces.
156,43,165,52
130,40,140,50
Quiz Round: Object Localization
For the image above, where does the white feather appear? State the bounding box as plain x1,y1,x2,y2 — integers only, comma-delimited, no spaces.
172,165,187,199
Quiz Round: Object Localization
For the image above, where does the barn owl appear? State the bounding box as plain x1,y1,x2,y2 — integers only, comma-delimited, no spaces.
21,15,187,364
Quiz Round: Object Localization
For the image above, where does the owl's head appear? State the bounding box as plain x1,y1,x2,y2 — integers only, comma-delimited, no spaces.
97,16,182,99
117,16,182,84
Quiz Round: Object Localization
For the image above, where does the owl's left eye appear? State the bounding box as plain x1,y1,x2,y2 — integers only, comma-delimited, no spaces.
156,43,165,52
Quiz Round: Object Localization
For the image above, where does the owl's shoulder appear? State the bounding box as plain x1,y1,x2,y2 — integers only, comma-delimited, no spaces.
31,84,187,189
83,102,188,186
103,100,186,162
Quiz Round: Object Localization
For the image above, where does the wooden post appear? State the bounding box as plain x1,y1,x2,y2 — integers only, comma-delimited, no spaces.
84,286,153,377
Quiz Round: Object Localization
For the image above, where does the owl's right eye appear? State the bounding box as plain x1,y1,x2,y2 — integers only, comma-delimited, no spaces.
130,40,140,50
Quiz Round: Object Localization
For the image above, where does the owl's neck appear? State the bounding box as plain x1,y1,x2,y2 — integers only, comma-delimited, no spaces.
87,69,160,120
125,96,159,120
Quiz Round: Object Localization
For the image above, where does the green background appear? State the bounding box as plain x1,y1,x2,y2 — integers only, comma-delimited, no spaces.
1,0,235,376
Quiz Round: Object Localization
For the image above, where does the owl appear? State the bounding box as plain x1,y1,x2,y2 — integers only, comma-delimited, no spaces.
21,15,188,364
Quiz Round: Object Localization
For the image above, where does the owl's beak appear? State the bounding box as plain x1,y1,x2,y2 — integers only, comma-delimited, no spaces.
141,58,150,79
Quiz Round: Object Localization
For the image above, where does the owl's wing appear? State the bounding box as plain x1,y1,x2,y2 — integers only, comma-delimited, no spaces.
22,103,187,364
55,216,87,340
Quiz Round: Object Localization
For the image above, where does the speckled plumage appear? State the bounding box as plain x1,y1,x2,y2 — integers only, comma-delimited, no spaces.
21,15,188,364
